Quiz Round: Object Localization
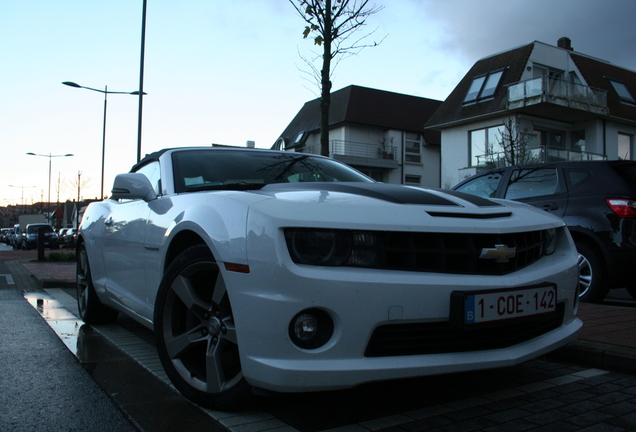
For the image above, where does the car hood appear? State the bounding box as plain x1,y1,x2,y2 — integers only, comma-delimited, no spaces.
246,182,565,232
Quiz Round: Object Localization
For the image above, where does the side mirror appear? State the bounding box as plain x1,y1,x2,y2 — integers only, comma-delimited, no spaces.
111,173,157,201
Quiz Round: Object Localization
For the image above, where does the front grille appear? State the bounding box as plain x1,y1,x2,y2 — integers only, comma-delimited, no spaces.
366,230,547,275
365,303,565,357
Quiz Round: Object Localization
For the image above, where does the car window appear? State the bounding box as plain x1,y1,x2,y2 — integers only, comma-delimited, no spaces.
504,168,558,200
564,168,592,190
454,172,503,198
172,151,373,193
135,161,162,195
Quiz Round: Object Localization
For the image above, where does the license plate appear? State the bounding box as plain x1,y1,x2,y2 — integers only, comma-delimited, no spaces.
459,284,556,325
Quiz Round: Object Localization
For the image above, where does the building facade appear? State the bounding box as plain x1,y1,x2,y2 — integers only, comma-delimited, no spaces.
426,38,636,189
274,85,443,187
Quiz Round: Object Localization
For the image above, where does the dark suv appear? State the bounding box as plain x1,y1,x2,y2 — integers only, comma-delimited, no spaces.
453,160,636,302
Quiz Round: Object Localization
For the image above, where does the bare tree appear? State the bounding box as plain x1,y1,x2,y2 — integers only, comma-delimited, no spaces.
493,117,537,166
290,0,384,156
65,171,92,202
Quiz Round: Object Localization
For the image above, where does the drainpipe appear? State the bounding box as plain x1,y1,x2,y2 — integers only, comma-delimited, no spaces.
603,120,607,157
401,132,405,184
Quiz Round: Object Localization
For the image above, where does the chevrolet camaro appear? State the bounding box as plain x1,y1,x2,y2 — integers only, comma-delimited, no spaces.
77,147,582,409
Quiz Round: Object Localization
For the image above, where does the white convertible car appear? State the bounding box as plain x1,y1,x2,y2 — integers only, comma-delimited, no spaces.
77,147,582,409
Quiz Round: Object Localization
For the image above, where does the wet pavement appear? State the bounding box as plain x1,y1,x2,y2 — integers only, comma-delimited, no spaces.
4,249,636,431
0,288,138,432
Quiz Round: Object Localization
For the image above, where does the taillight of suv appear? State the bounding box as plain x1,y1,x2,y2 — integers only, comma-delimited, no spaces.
606,199,636,218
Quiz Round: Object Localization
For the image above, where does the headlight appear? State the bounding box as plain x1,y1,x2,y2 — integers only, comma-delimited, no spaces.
285,228,382,267
543,228,557,255
285,228,352,266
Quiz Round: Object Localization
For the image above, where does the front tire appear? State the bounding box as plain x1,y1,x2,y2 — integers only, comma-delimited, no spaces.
154,244,250,410
76,243,119,324
576,242,608,303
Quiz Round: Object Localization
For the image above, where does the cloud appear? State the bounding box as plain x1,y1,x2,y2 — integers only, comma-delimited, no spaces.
417,0,636,70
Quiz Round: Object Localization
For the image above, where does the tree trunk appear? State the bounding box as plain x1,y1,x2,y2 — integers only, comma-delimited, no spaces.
320,0,332,157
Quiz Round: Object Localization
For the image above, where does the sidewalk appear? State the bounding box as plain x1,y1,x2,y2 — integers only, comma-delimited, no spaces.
9,259,636,375
0,260,138,432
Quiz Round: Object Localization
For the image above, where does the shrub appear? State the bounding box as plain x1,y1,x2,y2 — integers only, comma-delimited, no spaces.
45,252,77,262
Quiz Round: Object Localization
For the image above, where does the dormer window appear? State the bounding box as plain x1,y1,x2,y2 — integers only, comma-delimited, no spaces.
608,79,636,105
463,69,505,104
294,131,306,144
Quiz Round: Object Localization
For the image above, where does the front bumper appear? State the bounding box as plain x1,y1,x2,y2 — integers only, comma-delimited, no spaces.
225,249,581,393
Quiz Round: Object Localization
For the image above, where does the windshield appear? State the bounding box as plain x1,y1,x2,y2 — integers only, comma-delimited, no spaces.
27,225,53,234
172,150,373,193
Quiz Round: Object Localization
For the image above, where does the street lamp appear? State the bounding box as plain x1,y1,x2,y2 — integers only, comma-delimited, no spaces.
25,153,73,223
62,81,144,199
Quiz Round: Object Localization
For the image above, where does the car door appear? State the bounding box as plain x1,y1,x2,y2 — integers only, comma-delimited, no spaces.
502,165,568,218
101,199,151,317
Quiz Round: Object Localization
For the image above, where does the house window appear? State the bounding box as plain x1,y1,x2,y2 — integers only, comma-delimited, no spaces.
536,129,566,148
405,175,420,185
404,133,421,163
572,130,586,152
470,126,504,166
608,79,636,105
618,133,633,160
463,69,505,104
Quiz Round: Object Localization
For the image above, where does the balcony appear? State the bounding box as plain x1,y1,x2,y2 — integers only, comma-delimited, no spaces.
298,140,399,169
475,146,607,168
507,77,608,119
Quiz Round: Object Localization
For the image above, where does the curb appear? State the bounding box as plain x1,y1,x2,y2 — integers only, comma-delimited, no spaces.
548,339,636,375
33,275,76,289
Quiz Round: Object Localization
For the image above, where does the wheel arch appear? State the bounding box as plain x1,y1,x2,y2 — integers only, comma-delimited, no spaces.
567,227,609,269
163,229,207,273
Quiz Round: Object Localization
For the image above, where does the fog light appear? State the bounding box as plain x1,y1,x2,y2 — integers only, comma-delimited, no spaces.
294,313,318,341
289,308,334,350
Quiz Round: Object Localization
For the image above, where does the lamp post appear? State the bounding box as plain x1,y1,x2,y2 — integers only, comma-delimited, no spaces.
62,81,144,199
25,153,73,223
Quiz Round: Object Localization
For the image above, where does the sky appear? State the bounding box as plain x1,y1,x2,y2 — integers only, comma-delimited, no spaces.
2,0,635,206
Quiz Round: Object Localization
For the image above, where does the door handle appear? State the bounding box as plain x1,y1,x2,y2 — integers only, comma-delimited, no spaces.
541,203,558,211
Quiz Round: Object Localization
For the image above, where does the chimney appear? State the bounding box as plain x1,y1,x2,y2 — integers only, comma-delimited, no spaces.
246,140,255,148
557,37,573,51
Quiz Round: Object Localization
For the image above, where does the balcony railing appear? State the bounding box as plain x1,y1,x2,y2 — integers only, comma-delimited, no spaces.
298,140,398,161
507,77,608,115
475,146,606,168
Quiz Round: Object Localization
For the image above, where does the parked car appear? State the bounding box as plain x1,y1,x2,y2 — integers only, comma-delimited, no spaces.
61,228,77,247
21,223,59,250
78,147,581,409
10,224,21,249
453,160,636,303
0,228,11,243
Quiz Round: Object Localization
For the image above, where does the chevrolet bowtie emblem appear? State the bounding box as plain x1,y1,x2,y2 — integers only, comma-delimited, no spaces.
480,244,516,263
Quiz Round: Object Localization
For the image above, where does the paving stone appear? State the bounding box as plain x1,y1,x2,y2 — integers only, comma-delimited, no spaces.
566,410,615,427
560,400,605,414
520,398,567,413
524,408,575,425
597,400,636,416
